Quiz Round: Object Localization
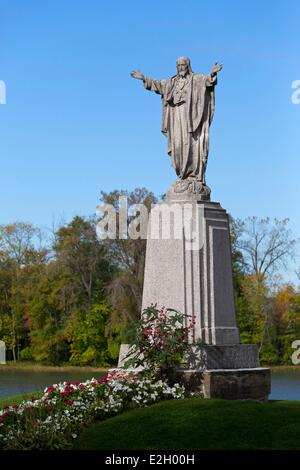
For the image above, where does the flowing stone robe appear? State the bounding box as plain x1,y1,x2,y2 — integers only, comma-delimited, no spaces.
144,73,217,182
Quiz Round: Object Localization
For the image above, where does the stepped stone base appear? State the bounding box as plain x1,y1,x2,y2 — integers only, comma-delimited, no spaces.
109,366,271,401
115,196,271,400
118,343,260,370
115,344,271,401
186,344,260,369
177,368,271,401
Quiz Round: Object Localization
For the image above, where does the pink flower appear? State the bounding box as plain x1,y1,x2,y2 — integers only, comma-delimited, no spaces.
99,376,109,383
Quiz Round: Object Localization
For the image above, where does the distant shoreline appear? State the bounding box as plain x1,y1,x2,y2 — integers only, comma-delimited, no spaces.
0,362,110,373
1,362,299,373
270,365,300,372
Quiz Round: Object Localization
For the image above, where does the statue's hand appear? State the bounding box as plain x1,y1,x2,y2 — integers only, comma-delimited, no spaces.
211,62,223,75
130,70,145,81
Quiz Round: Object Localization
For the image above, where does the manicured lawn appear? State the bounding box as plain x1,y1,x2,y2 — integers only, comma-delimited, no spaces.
74,398,300,450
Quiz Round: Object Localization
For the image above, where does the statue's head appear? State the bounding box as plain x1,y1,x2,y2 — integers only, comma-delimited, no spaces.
176,56,192,77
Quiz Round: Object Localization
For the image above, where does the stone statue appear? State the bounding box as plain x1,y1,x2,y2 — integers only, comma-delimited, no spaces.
131,57,223,197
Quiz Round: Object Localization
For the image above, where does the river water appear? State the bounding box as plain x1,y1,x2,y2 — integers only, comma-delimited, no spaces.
0,369,107,399
269,369,300,400
0,368,299,400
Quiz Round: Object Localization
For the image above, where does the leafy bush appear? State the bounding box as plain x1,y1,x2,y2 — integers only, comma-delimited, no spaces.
124,305,195,382
19,347,33,362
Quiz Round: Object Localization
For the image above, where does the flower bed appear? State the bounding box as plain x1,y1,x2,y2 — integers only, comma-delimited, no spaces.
0,371,185,450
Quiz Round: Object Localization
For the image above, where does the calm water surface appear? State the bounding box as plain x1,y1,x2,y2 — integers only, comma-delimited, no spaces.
0,369,107,399
269,369,300,400
0,368,300,400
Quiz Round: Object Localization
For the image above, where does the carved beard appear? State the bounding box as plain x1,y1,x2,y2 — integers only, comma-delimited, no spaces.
178,69,187,77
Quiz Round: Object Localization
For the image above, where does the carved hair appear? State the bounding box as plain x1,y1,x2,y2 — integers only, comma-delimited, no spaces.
176,56,193,73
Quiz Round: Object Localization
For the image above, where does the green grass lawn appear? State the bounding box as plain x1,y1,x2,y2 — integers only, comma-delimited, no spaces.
74,398,300,450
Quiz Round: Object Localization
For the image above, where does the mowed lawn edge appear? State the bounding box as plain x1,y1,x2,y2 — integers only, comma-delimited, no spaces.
74,398,300,450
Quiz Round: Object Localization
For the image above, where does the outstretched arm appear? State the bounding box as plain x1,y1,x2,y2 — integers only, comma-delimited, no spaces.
131,70,145,81
206,62,223,87
130,70,165,95
210,62,223,77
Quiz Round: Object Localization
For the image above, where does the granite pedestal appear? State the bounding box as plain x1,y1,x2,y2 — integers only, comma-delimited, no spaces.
117,193,271,400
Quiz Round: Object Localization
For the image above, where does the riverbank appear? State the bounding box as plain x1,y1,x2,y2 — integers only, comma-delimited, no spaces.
2,362,299,371
0,361,109,373
270,365,300,372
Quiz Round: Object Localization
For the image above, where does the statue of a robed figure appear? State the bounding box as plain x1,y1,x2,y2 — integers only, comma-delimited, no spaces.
116,56,271,401
131,57,223,196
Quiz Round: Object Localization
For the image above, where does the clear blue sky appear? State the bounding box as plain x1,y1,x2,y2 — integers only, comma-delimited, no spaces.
1,0,299,278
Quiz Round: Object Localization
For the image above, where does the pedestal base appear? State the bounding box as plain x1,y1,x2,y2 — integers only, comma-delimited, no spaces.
141,199,240,345
116,194,271,400
118,343,260,370
186,344,260,369
177,368,271,401
116,343,271,401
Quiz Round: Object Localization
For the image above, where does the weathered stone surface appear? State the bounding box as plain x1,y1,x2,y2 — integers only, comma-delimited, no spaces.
186,344,260,370
202,368,271,401
141,200,239,346
118,344,132,368
118,343,259,370
175,368,271,400
117,344,143,370
131,57,223,186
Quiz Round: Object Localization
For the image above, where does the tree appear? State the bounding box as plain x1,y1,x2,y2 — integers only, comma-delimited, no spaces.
67,302,111,366
99,188,157,341
24,262,72,364
234,217,297,280
24,216,115,365
0,223,50,360
0,222,48,266
270,284,300,364
54,216,113,309
230,216,300,365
